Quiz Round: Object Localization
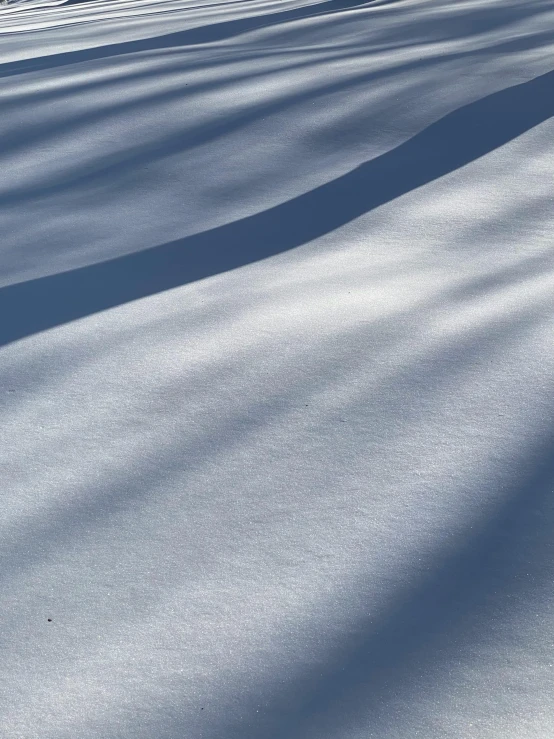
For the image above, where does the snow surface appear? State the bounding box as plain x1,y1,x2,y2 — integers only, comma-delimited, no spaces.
1,0,554,736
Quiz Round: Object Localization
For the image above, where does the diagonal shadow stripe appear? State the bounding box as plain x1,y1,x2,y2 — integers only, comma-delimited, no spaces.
1,69,552,348
241,432,554,739
0,0,372,80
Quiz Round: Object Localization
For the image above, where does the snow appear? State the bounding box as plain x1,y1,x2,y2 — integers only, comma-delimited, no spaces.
1,0,553,736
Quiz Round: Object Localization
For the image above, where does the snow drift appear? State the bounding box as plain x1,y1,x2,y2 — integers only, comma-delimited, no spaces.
1,0,554,737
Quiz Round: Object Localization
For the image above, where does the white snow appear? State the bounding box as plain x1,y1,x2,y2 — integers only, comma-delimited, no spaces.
1,0,554,737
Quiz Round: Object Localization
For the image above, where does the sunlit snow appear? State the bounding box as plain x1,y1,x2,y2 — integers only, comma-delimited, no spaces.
1,0,553,737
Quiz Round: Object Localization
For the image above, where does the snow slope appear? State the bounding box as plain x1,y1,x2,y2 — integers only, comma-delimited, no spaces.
1,0,554,736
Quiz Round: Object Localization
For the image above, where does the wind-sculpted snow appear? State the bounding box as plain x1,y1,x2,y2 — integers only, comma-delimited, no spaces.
1,0,554,737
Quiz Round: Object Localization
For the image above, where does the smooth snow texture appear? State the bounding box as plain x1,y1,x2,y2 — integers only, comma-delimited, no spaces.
1,0,554,737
